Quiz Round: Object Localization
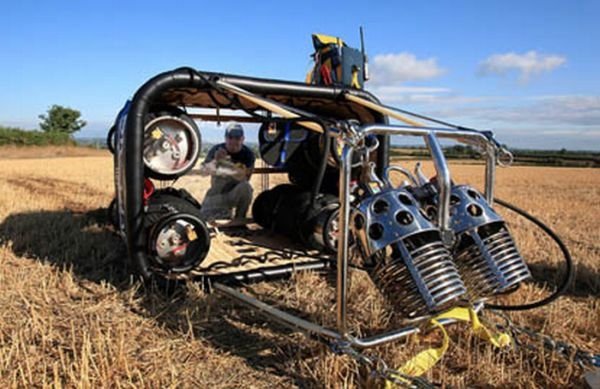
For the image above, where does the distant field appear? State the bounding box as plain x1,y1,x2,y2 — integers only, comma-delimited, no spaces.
390,146,600,168
0,148,598,387
0,145,106,159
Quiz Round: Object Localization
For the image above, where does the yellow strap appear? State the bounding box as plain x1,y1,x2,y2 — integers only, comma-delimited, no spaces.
404,319,449,375
385,307,511,388
312,33,344,47
351,69,361,89
384,320,449,388
305,67,314,84
435,307,512,348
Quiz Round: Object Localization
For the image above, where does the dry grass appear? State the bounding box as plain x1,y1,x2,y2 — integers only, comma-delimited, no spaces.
0,148,598,388
0,145,106,159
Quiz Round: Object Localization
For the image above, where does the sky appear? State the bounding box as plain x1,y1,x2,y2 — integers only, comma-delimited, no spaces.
1,1,599,150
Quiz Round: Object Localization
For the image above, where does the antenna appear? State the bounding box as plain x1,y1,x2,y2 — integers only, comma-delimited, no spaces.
360,26,369,81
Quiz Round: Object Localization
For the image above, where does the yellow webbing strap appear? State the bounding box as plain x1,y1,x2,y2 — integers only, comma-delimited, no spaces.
305,67,314,84
435,307,512,349
390,319,450,384
351,69,361,89
385,307,512,388
312,33,344,47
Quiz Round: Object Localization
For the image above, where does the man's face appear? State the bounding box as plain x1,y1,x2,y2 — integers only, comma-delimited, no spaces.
225,135,244,153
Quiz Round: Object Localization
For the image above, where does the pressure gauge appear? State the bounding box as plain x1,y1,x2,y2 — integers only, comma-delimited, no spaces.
151,215,209,272
146,188,210,274
143,114,201,180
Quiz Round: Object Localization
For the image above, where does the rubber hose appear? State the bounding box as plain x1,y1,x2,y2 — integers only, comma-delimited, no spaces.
311,129,331,207
487,198,574,311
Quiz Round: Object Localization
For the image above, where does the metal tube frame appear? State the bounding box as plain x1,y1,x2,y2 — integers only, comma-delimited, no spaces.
424,132,452,243
336,123,501,338
119,68,507,351
211,123,500,350
213,282,484,350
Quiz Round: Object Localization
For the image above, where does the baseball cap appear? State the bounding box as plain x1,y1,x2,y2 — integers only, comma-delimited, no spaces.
225,122,244,138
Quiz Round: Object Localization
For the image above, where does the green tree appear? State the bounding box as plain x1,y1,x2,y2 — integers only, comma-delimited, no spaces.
38,105,86,134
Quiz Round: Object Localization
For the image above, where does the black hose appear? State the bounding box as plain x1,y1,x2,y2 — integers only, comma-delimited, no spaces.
106,125,116,154
311,129,331,207
125,68,210,279
487,198,574,311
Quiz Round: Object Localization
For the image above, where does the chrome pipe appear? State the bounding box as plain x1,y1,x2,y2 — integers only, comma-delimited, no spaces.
485,144,496,204
349,302,484,349
357,124,494,148
350,327,420,349
213,282,342,340
414,162,429,186
424,133,452,239
383,165,418,187
214,283,484,350
336,142,354,337
356,123,500,231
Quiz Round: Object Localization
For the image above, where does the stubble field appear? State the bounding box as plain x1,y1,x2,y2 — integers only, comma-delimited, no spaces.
0,146,598,388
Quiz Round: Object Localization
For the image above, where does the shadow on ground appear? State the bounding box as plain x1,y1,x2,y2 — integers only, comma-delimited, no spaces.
528,261,600,298
0,208,323,387
0,208,131,287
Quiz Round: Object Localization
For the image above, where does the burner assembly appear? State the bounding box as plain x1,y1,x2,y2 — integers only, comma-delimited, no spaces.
352,187,467,318
448,185,531,300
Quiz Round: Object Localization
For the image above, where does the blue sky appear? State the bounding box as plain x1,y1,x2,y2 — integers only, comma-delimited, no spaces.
2,1,599,150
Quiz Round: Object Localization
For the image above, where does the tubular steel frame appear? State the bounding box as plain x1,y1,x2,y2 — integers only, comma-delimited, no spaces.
117,67,511,350
334,123,501,341
216,122,499,348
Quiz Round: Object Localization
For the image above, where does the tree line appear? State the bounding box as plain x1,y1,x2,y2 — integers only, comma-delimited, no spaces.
0,105,85,146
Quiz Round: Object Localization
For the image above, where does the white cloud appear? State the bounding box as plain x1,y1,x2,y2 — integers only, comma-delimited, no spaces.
479,51,566,82
367,85,449,104
538,129,600,137
369,53,445,85
481,96,599,126
371,86,451,94
486,127,599,150
367,84,498,107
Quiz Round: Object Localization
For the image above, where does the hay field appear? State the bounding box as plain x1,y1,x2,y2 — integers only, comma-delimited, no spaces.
0,148,598,388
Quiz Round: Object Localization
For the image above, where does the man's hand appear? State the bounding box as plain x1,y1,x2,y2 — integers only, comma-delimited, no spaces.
199,160,217,176
215,162,247,180
215,147,228,161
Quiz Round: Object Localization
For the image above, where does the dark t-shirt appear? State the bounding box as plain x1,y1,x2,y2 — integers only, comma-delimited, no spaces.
204,144,255,195
204,143,255,168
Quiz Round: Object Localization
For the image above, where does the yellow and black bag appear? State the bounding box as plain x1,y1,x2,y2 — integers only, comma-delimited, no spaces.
306,34,366,89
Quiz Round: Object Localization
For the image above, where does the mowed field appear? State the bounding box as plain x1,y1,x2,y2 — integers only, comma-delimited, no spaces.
0,146,598,388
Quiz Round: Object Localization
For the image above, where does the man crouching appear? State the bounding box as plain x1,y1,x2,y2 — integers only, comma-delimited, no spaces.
199,122,255,221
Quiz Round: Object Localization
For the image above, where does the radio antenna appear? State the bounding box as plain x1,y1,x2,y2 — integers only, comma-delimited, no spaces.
360,26,369,81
